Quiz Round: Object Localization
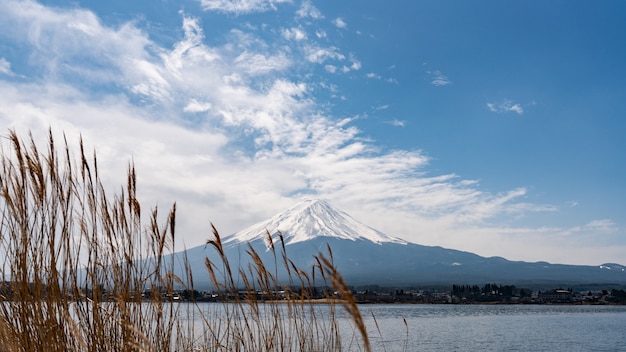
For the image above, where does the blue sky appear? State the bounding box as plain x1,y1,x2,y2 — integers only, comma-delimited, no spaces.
1,0,625,265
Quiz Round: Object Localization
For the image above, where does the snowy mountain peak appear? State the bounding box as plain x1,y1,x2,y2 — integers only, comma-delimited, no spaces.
223,198,407,246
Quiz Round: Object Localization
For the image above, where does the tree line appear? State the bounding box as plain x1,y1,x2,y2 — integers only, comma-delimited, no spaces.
451,283,531,298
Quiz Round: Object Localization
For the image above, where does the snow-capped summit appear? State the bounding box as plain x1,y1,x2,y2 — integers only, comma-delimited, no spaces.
223,198,407,246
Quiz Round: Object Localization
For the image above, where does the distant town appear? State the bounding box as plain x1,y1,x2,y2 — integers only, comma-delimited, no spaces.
190,284,626,305
159,285,626,305
351,284,626,304
3,280,625,305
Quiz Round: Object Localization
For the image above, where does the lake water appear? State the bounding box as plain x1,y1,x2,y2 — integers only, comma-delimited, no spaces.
6,301,624,350
353,304,626,351
50,300,626,351
177,302,626,351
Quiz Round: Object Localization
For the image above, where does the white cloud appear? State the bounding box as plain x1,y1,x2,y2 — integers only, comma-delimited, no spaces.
198,0,289,14
487,99,524,115
431,79,450,86
569,219,618,235
427,70,451,86
386,119,405,127
509,104,523,114
333,17,347,29
129,59,171,101
296,0,323,19
281,27,307,41
366,72,397,83
234,51,290,75
350,59,361,71
184,99,212,113
0,58,12,75
315,30,327,39
305,46,345,63
321,56,361,74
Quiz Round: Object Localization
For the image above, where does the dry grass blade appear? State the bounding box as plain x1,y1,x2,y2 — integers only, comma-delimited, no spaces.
403,317,409,352
316,250,371,352
372,311,386,352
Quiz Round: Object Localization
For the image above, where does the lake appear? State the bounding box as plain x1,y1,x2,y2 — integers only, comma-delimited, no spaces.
49,301,626,351
353,304,626,351
176,302,626,351
71,301,624,351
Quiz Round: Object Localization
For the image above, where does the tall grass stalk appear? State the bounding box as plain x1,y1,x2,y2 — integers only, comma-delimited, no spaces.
0,130,371,351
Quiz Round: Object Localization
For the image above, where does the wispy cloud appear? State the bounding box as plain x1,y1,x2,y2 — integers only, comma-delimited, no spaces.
386,119,406,127
314,30,327,39
296,0,323,19
0,58,12,75
198,0,289,14
366,72,396,83
427,70,451,86
235,51,291,75
509,104,523,114
333,17,347,29
305,46,345,64
184,99,212,113
281,27,307,41
486,99,524,115
349,58,361,71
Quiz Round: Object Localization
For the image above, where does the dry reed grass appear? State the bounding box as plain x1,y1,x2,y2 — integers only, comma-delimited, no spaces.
0,129,372,351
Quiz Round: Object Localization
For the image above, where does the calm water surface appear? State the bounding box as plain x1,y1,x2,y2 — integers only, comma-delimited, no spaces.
355,304,626,352
177,302,625,351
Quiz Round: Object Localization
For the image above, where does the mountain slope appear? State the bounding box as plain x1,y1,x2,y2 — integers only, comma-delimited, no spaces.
171,199,626,289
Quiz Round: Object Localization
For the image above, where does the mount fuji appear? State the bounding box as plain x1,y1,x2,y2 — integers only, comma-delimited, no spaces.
173,199,626,289
223,198,407,246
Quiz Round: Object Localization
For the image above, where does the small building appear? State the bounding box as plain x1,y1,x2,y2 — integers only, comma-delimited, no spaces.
538,289,573,303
